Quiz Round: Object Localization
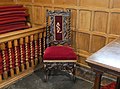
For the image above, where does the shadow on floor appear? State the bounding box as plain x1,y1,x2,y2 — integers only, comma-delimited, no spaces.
3,69,93,89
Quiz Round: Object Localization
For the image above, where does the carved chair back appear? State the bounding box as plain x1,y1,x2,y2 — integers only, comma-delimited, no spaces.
46,10,71,47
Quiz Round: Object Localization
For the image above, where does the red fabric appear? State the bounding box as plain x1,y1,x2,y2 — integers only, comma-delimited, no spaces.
35,40,39,58
11,48,15,68
43,46,77,60
0,69,3,74
27,43,31,62
0,51,2,63
0,64,3,69
0,5,30,34
0,22,26,27
0,5,23,9
6,67,10,71
0,23,26,30
0,17,26,21
0,50,5,74
22,44,26,64
101,82,116,89
0,13,28,18
16,46,21,67
32,42,35,58
55,16,63,41
5,49,10,66
0,11,26,16
0,17,26,24
0,7,26,12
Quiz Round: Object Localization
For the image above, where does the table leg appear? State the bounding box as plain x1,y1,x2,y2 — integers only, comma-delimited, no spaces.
116,77,120,89
94,72,102,89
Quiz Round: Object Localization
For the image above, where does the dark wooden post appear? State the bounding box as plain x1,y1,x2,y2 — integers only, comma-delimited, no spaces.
94,71,102,89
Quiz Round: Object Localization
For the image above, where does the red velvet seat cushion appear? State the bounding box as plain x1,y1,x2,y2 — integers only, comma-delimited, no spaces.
43,46,77,60
101,82,116,89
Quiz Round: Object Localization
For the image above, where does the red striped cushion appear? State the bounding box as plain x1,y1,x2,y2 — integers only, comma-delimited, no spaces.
0,7,26,12
0,13,28,18
0,11,26,16
0,17,26,25
0,5,23,9
0,22,26,27
0,5,30,33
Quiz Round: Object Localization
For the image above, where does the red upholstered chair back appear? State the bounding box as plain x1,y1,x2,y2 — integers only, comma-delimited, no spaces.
46,10,71,47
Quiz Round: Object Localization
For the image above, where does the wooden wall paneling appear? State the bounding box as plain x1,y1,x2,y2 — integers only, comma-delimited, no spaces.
106,12,111,34
105,12,111,44
54,7,64,10
43,7,53,24
13,0,120,67
79,10,91,31
108,37,116,43
110,12,120,35
77,32,90,55
77,0,79,6
54,0,65,5
41,7,45,25
71,31,76,49
89,11,94,53
109,0,114,8
93,11,108,33
25,5,33,24
71,9,77,29
54,0,77,6
0,0,15,4
0,0,14,2
13,0,17,3
113,0,120,8
91,35,106,53
65,0,77,6
77,56,88,65
75,9,79,53
34,0,52,4
80,0,110,8
16,0,32,2
33,6,42,25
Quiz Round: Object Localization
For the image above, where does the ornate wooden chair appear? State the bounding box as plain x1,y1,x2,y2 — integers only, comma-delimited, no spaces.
43,10,77,82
